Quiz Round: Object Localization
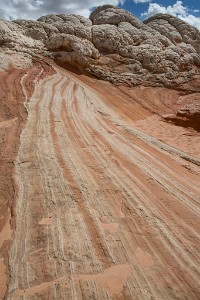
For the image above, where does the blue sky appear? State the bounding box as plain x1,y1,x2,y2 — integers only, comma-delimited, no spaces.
119,0,200,19
118,0,200,29
0,0,199,30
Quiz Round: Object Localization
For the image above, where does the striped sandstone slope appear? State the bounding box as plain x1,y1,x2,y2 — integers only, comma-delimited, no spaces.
5,61,200,299
0,63,42,300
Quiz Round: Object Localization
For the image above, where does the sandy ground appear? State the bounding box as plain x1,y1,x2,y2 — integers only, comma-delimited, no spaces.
1,60,200,299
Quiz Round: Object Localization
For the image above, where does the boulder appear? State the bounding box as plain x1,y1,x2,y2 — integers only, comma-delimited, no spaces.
0,5,199,87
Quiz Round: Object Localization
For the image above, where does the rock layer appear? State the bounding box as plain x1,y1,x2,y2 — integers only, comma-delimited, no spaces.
0,5,200,300
0,5,200,87
1,59,199,299
0,60,55,299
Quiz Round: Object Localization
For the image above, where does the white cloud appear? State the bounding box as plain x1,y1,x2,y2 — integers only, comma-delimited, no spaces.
0,0,125,20
142,1,187,17
142,3,166,16
179,14,200,31
133,0,151,3
142,1,200,31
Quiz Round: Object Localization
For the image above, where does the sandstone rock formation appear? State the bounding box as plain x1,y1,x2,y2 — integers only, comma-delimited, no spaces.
0,5,200,300
0,5,200,87
0,59,199,300
164,97,200,130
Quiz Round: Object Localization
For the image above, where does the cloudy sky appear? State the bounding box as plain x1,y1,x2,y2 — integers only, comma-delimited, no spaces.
0,0,200,30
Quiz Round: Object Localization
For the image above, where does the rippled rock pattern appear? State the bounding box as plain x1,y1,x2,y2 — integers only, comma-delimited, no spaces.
0,5,200,300
0,5,200,87
0,58,199,300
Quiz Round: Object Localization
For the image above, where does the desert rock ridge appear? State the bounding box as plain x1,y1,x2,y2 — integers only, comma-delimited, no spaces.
0,5,200,300
0,4,200,87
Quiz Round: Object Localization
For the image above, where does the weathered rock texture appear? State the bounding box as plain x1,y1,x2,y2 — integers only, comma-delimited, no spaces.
0,5,200,87
0,58,198,300
164,103,200,130
0,5,200,300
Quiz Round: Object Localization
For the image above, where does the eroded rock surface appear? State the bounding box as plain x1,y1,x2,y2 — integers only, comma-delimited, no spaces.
164,97,200,130
0,60,198,300
0,5,200,300
177,100,200,118
0,5,200,87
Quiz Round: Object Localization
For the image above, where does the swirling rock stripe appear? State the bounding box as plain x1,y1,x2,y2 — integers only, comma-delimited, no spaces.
7,63,200,299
